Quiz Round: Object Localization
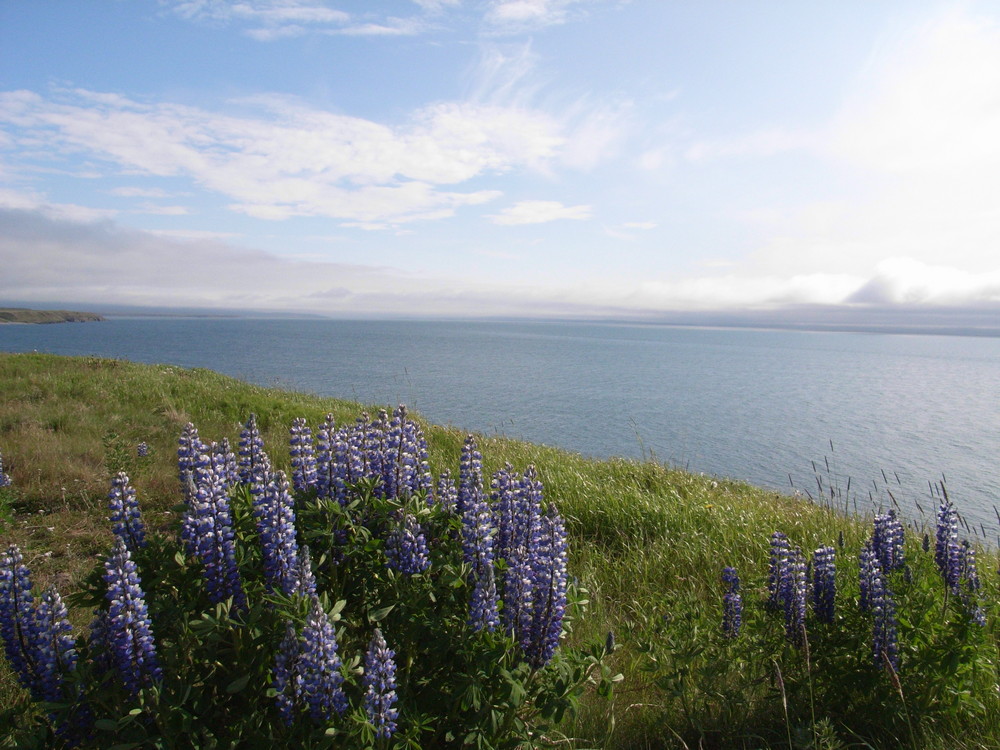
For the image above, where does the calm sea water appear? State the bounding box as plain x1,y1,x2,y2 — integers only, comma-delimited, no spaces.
2,317,999,541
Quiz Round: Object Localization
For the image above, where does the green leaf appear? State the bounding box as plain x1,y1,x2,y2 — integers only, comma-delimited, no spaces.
95,719,118,732
226,673,252,694
368,604,395,622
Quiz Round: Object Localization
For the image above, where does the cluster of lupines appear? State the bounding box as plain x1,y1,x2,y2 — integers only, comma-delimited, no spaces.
460,436,500,633
136,442,149,458
289,417,318,493
811,546,836,624
0,448,12,487
384,511,431,575
0,545,78,702
721,567,742,639
252,469,304,596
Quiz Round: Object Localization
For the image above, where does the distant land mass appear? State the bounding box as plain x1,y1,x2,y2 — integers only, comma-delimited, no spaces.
0,307,105,324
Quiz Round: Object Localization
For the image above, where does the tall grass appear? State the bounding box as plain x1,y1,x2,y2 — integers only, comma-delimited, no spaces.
1,352,997,748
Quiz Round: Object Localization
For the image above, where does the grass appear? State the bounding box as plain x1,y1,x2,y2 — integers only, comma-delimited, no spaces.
0,309,104,324
1,351,997,748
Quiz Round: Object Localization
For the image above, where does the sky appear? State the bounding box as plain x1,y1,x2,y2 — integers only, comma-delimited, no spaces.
2,0,1000,320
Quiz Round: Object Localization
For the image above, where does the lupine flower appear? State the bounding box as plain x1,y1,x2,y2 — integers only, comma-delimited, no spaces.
363,628,399,739
779,546,808,648
290,418,318,492
272,621,300,726
872,510,905,573
812,546,836,624
108,472,147,553
869,562,900,672
458,435,483,516
32,586,77,702
298,597,348,723
238,414,271,485
953,541,986,626
496,467,542,640
1,544,38,690
460,438,499,632
935,498,958,575
523,508,568,668
859,541,878,612
184,443,247,609
292,545,318,598
767,532,790,608
253,471,301,596
213,438,239,489
0,449,11,488
103,537,161,696
435,470,458,514
177,422,209,490
721,566,742,639
385,512,431,574
136,442,149,458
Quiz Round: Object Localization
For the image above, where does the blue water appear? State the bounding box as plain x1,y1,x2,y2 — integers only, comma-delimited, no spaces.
2,317,999,541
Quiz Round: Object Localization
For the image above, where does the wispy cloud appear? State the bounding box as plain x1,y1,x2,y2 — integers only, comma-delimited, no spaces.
488,199,591,225
0,88,576,226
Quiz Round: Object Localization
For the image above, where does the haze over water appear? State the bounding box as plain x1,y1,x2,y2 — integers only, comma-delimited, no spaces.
3,317,998,542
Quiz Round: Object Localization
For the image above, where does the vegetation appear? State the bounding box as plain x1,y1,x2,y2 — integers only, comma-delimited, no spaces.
1,352,997,748
0,309,104,325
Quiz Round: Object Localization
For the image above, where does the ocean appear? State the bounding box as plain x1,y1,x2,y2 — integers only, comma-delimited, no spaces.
2,317,999,541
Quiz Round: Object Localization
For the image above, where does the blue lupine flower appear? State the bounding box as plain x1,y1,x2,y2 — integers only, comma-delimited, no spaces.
953,541,986,626
385,512,431,575
812,546,836,624
872,510,905,573
524,508,568,668
460,438,499,632
298,597,348,723
108,472,147,553
363,628,399,739
103,537,161,696
458,434,483,516
213,438,239,489
253,471,301,596
32,586,78,702
292,545,318,598
238,414,272,485
315,414,337,500
435,470,458,514
491,464,518,565
722,566,742,639
859,540,878,612
177,422,209,489
136,442,149,458
290,418,318,492
272,621,300,726
767,532,790,608
0,449,11,488
1,545,42,694
189,460,247,610
87,608,114,677
935,498,958,575
496,466,543,640
869,561,900,672
779,546,807,648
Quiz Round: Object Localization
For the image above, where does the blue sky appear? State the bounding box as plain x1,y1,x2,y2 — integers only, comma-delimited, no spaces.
2,1,1000,318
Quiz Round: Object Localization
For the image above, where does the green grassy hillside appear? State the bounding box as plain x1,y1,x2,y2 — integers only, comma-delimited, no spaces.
0,352,996,748
0,308,104,324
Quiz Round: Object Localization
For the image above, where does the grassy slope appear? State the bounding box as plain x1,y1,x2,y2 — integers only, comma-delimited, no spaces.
0,353,996,748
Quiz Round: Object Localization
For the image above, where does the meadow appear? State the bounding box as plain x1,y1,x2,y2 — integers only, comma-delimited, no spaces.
0,352,996,748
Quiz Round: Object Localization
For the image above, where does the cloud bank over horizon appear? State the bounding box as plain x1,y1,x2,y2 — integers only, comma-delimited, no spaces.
2,1,1000,322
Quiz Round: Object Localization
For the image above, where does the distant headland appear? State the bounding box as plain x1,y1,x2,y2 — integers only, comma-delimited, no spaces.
0,307,105,324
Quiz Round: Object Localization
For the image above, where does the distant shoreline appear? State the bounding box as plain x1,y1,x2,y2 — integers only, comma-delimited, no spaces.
0,307,105,324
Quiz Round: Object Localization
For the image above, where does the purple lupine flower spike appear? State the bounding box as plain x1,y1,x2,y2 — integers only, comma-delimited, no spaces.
460,437,499,632
935,498,958,575
190,458,247,610
1,545,42,693
869,561,899,672
253,471,301,596
103,537,161,696
873,510,905,573
524,507,568,668
722,566,743,639
290,418,318,492
767,532,790,608
363,628,399,739
385,512,431,575
859,540,877,612
298,597,348,723
812,546,836,624
272,620,300,726
108,472,147,553
32,586,78,702
779,546,807,648
435,470,458,514
136,442,149,458
238,414,271,485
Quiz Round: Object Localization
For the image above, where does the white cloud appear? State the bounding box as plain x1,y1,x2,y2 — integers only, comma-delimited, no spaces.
488,200,591,225
0,187,118,223
484,0,593,31
847,258,1000,306
623,221,656,230
111,187,174,198
0,89,569,225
